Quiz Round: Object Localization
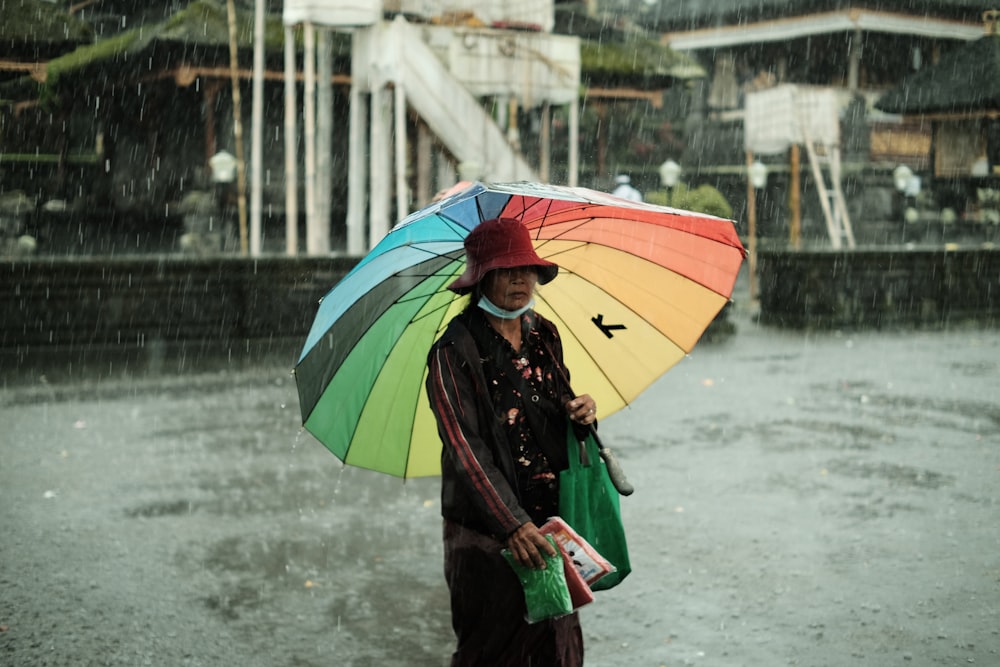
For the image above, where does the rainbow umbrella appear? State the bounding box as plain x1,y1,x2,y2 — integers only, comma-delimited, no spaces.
295,181,745,477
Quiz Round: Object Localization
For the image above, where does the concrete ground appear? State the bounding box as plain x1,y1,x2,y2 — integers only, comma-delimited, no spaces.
2,306,998,666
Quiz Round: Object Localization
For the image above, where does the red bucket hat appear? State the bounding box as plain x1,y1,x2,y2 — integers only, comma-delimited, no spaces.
447,217,559,294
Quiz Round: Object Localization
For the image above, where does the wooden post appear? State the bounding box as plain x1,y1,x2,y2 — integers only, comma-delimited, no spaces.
789,143,801,248
848,28,861,91
568,97,579,187
539,101,551,183
203,79,224,166
507,96,520,151
225,0,249,256
746,150,758,301
594,102,607,183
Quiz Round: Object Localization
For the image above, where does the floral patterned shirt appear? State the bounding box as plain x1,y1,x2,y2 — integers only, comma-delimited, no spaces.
479,311,566,525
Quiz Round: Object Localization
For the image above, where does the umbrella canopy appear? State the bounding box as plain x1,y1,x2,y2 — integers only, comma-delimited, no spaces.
875,33,1000,116
295,181,745,478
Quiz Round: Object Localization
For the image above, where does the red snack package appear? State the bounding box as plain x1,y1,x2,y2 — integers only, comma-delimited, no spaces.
540,516,615,588
558,542,595,610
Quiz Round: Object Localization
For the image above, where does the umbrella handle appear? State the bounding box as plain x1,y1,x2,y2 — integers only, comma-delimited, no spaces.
589,426,634,496
598,443,635,497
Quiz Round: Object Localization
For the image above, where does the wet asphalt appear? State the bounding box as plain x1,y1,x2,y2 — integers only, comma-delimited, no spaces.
1,303,998,666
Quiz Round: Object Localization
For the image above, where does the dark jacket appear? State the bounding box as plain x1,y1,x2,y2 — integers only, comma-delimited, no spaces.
426,308,574,540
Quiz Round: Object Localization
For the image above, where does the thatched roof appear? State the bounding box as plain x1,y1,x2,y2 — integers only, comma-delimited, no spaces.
0,0,93,44
579,38,704,85
39,1,341,89
7,0,700,103
875,33,1000,115
555,4,705,85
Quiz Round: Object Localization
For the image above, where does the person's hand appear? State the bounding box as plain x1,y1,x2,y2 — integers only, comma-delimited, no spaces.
506,522,557,569
566,394,597,425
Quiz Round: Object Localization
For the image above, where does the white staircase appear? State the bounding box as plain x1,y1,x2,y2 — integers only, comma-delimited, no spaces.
285,6,578,252
354,16,538,182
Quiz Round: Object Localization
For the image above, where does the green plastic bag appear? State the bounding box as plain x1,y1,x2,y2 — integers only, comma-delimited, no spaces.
502,535,574,623
559,427,631,591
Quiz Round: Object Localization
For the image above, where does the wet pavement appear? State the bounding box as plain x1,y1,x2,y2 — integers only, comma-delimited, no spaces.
1,305,998,666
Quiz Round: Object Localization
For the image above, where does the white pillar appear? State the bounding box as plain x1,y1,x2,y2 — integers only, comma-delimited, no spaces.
539,102,551,183
394,83,408,223
283,24,298,256
346,84,368,255
303,22,319,254
437,147,455,188
369,84,392,248
848,28,862,91
416,122,431,207
315,27,333,253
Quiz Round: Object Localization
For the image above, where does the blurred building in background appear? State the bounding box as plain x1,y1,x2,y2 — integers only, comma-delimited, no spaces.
1,0,995,256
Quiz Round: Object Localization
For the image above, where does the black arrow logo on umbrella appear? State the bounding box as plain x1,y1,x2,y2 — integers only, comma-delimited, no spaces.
592,314,627,339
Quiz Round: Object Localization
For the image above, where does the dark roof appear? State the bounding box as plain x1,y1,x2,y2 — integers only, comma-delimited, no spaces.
0,0,92,42
37,1,344,90
875,33,1000,115
636,0,989,30
0,0,92,56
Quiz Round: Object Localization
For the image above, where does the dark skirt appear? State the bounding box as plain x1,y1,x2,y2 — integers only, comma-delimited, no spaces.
443,520,583,667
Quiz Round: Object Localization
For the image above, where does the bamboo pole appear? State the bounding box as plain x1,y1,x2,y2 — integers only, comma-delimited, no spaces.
746,150,758,301
249,0,264,257
539,101,551,183
225,0,249,256
789,144,801,248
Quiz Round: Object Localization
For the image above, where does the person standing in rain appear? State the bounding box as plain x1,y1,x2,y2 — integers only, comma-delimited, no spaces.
611,174,642,202
425,217,598,667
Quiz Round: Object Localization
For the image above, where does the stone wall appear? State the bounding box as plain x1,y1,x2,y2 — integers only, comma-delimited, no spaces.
1,256,356,381
3,250,996,383
758,247,1000,329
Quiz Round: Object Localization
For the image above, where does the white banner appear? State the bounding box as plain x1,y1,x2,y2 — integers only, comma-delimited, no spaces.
283,0,379,26
745,84,841,154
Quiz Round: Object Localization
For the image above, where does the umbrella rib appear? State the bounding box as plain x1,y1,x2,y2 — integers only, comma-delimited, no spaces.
407,293,460,325
536,258,704,393
340,289,453,477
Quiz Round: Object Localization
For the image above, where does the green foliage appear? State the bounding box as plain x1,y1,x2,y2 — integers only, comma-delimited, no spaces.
45,31,142,89
161,1,288,50
580,38,704,80
35,0,305,108
646,183,733,219
0,0,92,42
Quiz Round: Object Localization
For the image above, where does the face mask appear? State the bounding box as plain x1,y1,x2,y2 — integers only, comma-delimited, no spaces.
477,295,535,320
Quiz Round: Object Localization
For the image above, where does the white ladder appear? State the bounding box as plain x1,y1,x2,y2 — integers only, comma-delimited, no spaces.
802,139,856,249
